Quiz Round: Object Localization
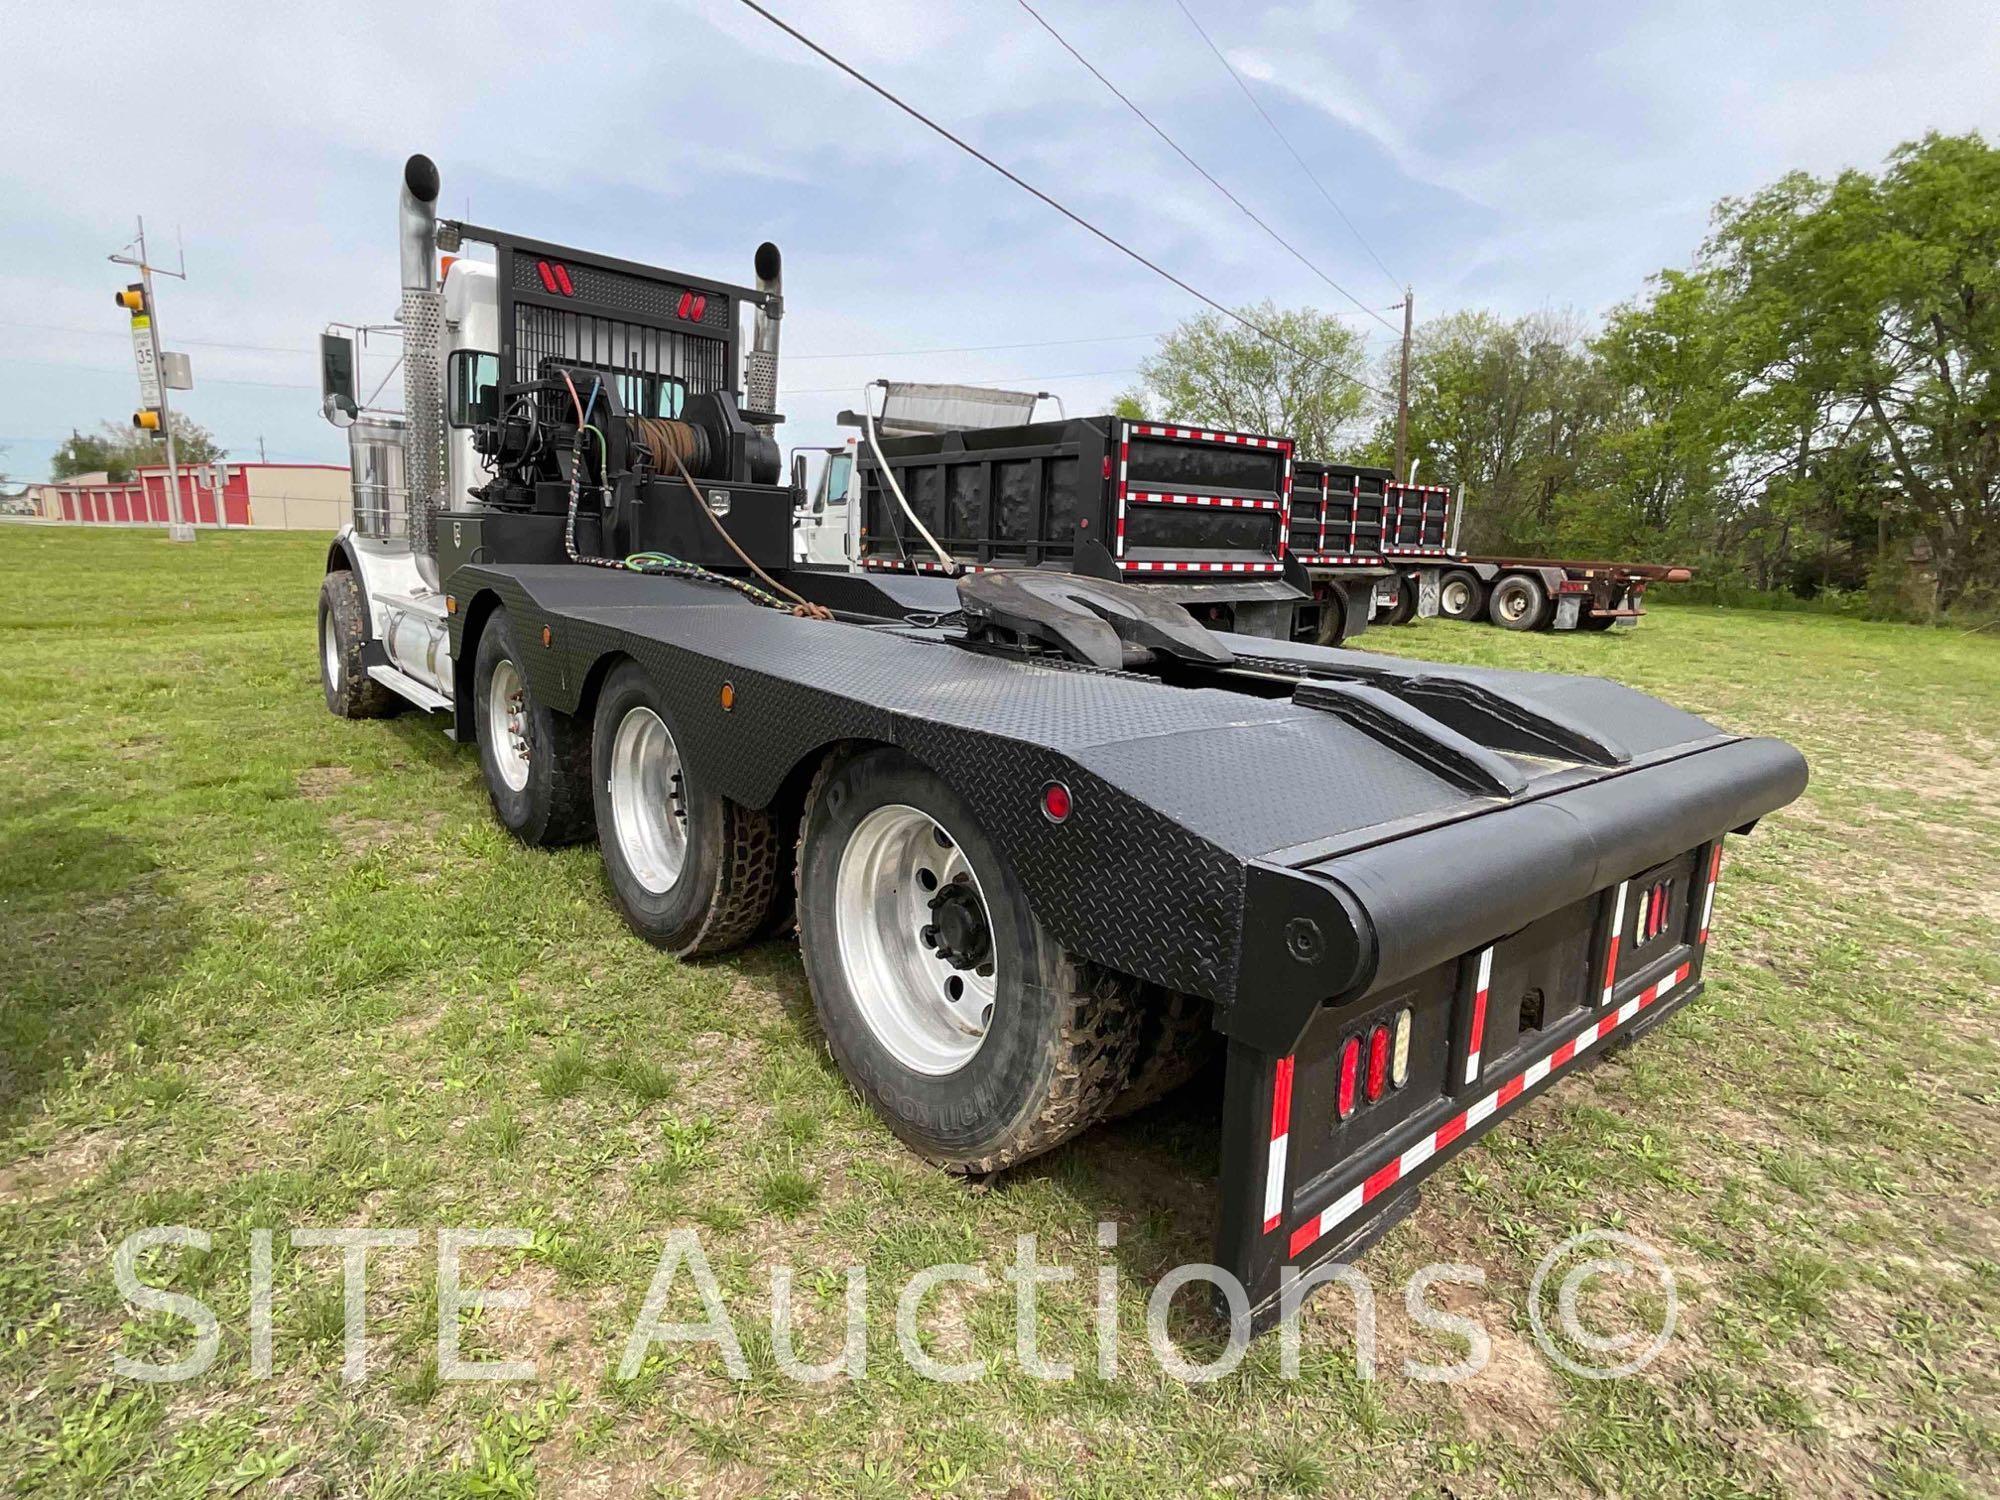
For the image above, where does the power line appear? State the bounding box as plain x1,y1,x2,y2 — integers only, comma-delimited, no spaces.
782,366,1137,397
1171,0,1404,298
11,354,315,390
733,0,1391,401
0,320,312,355
1013,0,1398,335
788,331,1165,361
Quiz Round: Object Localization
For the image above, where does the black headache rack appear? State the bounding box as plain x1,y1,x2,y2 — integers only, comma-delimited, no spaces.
438,547,1807,1336
442,225,793,574
855,415,1318,636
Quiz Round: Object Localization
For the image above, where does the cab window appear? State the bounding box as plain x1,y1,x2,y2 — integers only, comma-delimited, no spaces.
447,351,499,428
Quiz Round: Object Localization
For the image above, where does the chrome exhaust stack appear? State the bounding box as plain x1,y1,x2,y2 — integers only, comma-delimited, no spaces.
746,241,782,428
398,154,445,587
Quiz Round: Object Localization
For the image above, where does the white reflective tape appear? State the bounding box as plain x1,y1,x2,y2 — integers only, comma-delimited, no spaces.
1523,1056,1551,1088
1700,878,1718,932
1476,947,1494,990
1463,1049,1481,1085
1399,1135,1436,1174
1617,997,1641,1026
1465,1093,1499,1128
1263,1133,1288,1226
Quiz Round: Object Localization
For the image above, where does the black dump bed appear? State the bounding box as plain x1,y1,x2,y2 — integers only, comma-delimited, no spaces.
857,414,1295,581
1290,460,1392,564
1383,479,1455,556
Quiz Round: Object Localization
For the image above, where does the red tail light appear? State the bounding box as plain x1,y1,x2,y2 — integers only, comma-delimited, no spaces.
689,294,707,320
1365,1025,1390,1102
676,291,693,318
536,259,558,293
551,262,574,296
1336,1036,1361,1120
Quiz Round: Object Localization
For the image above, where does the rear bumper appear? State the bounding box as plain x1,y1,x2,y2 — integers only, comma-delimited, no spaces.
1212,832,1735,1335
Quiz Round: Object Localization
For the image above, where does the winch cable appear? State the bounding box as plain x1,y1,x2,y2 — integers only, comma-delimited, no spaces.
636,417,833,619
552,371,821,614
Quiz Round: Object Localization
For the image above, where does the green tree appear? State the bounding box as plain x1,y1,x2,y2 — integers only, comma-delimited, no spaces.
1119,302,1374,459
50,417,225,483
1380,308,1605,554
1701,132,1998,611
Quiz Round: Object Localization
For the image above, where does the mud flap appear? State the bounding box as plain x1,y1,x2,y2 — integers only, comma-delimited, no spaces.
1416,570,1441,618
1555,595,1583,630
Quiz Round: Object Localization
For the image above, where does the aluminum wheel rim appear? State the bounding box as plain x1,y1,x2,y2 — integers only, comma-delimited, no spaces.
834,804,996,1076
1442,579,1470,615
487,659,531,792
610,706,688,895
1498,587,1530,623
321,610,341,691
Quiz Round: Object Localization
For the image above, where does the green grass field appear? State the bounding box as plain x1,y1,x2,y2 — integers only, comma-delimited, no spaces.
1,525,1995,1498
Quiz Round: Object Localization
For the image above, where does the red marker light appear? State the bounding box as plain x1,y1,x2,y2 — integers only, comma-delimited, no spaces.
1041,782,1072,823
689,294,707,320
551,262,574,296
1336,1036,1361,1119
536,260,558,294
676,291,692,318
1365,1024,1390,1102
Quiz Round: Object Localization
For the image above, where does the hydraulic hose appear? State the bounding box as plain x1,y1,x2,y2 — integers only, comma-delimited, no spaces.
862,381,953,567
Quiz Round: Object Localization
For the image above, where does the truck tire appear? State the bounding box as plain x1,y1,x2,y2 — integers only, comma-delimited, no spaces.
1314,582,1351,646
1488,574,1550,632
318,570,396,719
795,746,1140,1173
591,660,778,957
1103,986,1217,1120
1379,576,1417,627
1438,569,1485,622
473,609,594,847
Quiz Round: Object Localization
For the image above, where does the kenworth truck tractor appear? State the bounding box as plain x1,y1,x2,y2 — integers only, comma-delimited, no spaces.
314,156,1806,1333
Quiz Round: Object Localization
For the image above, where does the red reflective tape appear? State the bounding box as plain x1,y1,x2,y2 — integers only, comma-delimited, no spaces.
1497,1075,1525,1107
1270,1057,1294,1141
1434,1113,1467,1150
1363,1159,1401,1201
1288,1219,1321,1259
1468,986,1489,1057
1551,1038,1576,1068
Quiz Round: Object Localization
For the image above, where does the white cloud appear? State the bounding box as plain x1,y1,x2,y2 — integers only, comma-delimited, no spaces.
1,0,1994,481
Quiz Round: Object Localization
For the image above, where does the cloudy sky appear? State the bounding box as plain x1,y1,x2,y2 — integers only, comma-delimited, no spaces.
4,0,1996,485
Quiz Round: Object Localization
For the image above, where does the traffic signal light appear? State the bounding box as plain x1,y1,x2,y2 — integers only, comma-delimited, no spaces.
133,408,162,432
116,283,147,315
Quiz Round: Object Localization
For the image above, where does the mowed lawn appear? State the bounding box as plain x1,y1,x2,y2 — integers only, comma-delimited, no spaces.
0,524,1994,1499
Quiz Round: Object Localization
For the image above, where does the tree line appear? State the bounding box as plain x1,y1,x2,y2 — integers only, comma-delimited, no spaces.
1122,132,1996,620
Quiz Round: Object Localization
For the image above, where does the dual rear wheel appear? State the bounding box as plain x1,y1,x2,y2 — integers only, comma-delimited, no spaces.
464,614,1207,1172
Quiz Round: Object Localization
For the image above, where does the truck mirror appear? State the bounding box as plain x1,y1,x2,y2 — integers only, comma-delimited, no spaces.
319,333,358,427
791,451,808,497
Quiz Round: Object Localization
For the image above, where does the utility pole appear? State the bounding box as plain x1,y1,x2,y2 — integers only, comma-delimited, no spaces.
111,218,192,541
1393,287,1413,482
258,435,267,464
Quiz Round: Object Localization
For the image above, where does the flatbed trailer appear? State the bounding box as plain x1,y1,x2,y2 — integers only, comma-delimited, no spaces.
313,156,1805,1335
1300,465,1694,632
